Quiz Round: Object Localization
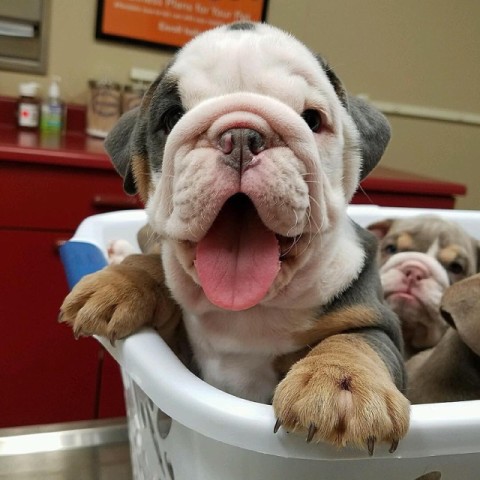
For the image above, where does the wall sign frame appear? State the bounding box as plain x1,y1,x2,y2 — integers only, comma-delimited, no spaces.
96,0,269,50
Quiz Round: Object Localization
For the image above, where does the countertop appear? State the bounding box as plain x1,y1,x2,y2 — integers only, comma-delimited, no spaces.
0,95,466,203
0,124,112,169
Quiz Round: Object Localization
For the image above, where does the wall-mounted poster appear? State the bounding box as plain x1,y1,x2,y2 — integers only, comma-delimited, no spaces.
96,0,269,49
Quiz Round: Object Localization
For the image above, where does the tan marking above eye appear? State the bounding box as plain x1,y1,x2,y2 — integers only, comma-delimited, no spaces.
396,233,413,251
437,244,472,277
438,245,462,265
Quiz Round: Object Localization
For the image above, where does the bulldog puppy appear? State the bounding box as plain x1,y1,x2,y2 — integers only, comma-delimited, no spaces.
368,215,480,358
61,22,409,453
407,273,480,403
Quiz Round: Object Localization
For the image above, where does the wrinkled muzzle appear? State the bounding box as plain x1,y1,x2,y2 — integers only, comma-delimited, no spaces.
152,92,328,233
147,92,334,310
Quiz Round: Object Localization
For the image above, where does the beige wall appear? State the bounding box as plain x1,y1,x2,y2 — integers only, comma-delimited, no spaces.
268,0,480,211
1,0,479,209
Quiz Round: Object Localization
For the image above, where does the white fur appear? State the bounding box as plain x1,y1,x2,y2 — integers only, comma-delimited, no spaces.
145,24,365,402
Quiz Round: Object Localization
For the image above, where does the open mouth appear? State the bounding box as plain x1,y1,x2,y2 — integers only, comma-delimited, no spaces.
194,193,286,311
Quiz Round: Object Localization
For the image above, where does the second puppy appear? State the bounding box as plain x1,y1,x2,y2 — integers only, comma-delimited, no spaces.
369,215,480,357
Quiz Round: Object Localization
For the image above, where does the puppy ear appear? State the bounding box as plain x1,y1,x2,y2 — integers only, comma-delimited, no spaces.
440,274,480,356
347,95,391,180
367,218,394,240
316,55,391,180
104,108,139,195
315,55,348,107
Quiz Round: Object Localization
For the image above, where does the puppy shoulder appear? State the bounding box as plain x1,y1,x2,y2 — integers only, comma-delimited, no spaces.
305,221,397,339
317,222,405,381
347,222,402,336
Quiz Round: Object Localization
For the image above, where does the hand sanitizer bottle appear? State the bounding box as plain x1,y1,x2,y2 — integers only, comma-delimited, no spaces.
40,76,65,134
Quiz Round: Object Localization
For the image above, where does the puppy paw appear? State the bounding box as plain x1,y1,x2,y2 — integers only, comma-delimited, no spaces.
272,334,410,454
59,263,161,344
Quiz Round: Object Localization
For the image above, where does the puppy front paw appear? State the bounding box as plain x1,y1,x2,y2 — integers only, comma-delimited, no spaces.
59,263,161,344
272,334,410,454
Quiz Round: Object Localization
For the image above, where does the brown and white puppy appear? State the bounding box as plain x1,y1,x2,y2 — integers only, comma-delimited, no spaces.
61,22,409,453
369,215,480,358
407,273,480,403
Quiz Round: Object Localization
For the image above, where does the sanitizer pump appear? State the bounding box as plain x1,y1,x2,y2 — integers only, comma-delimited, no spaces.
41,76,65,134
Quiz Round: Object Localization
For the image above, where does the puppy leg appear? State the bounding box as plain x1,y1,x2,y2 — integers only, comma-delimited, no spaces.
60,254,181,347
273,332,410,453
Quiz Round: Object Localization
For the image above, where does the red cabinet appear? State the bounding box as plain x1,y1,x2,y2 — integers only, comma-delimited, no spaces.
354,166,466,209
0,229,100,426
0,127,137,428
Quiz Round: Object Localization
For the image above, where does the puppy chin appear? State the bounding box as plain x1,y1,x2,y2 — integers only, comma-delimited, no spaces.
386,292,426,319
386,293,448,351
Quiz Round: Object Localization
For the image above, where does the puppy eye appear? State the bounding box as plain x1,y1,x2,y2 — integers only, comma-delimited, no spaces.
301,109,322,133
383,244,397,255
161,106,185,134
447,261,464,275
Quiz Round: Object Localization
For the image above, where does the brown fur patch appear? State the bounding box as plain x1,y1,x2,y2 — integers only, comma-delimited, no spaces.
273,307,379,378
441,273,480,355
132,154,152,203
293,305,380,347
60,254,182,350
397,232,413,251
438,244,463,265
273,333,410,448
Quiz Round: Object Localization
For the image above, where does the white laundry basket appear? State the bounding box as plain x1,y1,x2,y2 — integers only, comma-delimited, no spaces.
60,206,480,480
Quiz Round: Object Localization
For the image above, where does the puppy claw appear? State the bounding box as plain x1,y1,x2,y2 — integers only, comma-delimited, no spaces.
109,333,117,347
273,418,282,434
389,438,399,454
58,311,65,323
73,325,85,340
306,423,317,443
367,436,376,456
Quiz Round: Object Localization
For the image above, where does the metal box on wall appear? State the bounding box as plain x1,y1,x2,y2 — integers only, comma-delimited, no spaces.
0,0,50,74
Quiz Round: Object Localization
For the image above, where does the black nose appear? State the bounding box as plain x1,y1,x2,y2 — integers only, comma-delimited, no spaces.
218,128,266,172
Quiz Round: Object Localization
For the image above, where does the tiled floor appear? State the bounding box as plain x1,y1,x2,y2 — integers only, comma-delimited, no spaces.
0,419,132,480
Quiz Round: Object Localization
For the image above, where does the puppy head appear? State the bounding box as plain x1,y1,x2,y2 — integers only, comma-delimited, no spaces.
440,273,480,356
105,22,391,312
368,215,480,352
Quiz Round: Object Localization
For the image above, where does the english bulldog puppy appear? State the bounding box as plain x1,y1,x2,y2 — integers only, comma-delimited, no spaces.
61,22,409,453
407,273,480,403
368,215,480,358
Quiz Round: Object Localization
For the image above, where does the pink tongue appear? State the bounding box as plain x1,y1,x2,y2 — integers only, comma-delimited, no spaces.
195,195,280,311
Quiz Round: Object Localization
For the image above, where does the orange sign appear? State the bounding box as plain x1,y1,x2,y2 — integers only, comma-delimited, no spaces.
96,0,268,48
